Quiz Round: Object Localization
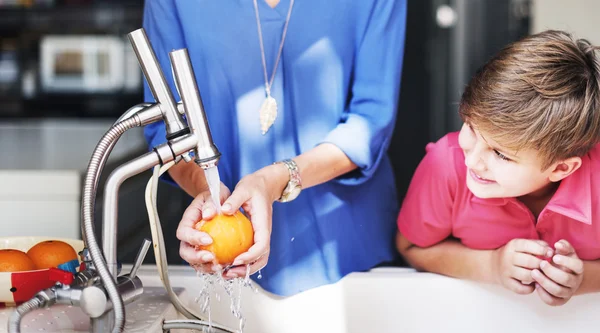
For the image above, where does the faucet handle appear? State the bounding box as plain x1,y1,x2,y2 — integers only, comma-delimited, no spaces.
130,238,152,279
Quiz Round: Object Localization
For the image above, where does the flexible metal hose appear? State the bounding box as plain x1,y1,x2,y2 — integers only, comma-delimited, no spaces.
162,319,235,333
82,115,141,333
8,294,54,333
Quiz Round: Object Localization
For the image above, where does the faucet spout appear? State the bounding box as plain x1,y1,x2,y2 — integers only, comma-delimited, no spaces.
169,48,221,169
128,29,189,139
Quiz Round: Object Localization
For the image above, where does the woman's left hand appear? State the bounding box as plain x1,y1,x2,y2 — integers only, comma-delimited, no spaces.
220,163,289,278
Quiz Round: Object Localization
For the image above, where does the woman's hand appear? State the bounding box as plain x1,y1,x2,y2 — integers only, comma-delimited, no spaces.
491,239,554,294
532,239,584,306
176,182,231,273
218,163,289,278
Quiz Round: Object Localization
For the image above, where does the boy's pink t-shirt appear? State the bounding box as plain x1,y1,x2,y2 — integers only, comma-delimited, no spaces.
397,132,600,260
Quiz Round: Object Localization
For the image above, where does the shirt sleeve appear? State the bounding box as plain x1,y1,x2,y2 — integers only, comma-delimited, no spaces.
141,0,186,151
320,0,407,186
397,135,458,248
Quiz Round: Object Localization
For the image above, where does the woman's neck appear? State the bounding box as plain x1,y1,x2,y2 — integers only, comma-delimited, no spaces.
264,0,280,9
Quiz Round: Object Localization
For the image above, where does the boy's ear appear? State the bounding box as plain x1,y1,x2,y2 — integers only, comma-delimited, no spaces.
548,157,582,182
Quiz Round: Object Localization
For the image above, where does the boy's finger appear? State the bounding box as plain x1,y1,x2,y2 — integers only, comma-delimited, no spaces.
514,239,553,257
532,269,570,298
554,240,575,256
553,254,584,275
535,283,564,306
507,277,535,295
513,252,543,269
511,266,535,285
539,260,578,288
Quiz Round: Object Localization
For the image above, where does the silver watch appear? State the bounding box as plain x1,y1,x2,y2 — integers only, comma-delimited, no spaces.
275,159,302,202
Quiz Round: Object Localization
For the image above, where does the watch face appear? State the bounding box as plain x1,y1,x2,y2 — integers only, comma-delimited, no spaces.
285,186,301,202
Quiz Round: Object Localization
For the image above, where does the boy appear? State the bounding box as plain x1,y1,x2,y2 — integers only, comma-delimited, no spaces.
396,30,600,306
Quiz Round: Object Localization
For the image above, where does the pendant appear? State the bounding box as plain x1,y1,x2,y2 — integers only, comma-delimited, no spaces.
259,95,278,135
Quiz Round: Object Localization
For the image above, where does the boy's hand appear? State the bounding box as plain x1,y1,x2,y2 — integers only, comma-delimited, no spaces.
532,239,584,306
492,239,553,294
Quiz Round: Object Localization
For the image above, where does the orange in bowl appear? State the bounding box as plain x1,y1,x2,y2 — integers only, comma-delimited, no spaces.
0,249,36,272
27,240,78,270
194,211,254,265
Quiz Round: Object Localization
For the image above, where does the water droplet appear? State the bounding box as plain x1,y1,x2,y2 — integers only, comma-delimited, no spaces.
46,321,53,325
290,237,295,242
257,270,262,280
38,328,45,331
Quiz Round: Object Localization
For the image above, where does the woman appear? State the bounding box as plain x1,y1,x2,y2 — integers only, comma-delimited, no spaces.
143,0,406,296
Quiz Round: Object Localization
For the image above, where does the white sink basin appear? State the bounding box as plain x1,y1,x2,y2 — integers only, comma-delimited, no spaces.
2,265,599,333
138,265,600,333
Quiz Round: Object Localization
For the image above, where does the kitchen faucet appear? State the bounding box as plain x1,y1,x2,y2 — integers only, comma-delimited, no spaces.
8,28,232,333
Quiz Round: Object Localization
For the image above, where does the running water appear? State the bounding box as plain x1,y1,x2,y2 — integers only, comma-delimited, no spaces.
204,166,221,214
195,265,259,333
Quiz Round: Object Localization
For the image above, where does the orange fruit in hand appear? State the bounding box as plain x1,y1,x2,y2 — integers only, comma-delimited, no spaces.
27,240,78,270
0,249,36,272
194,211,254,265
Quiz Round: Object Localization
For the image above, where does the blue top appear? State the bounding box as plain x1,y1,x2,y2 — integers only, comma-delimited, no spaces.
142,0,406,296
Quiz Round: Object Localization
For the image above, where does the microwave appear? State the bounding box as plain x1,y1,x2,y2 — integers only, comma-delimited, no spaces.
40,35,140,93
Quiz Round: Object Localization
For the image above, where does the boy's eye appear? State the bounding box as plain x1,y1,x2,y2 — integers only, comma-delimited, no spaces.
494,149,511,161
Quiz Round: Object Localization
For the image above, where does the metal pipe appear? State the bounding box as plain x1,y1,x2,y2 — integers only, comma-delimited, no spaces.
102,152,162,278
162,319,235,333
128,28,188,138
82,117,142,333
169,49,221,169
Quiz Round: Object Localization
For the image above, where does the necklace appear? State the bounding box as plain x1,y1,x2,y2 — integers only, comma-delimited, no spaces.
252,0,295,135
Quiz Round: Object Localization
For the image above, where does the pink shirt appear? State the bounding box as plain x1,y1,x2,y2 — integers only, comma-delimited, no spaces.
397,132,600,260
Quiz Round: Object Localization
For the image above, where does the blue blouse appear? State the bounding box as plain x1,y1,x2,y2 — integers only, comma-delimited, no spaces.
142,0,406,296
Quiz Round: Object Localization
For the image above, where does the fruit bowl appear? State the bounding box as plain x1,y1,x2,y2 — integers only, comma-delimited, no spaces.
0,236,84,306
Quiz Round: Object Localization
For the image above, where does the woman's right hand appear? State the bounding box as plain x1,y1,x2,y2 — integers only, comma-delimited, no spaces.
176,182,231,273
491,239,554,294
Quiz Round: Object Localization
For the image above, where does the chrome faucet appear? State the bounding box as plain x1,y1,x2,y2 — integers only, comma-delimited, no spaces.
8,28,228,333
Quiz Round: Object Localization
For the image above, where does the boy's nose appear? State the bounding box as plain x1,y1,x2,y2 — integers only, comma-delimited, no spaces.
464,149,486,172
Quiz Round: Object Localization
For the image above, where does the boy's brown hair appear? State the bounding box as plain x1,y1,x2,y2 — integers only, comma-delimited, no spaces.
459,30,600,169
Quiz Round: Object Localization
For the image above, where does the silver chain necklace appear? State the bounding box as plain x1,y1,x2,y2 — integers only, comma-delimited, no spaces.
252,0,295,135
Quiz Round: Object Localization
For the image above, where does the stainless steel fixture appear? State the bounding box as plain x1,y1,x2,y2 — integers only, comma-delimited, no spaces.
8,28,231,333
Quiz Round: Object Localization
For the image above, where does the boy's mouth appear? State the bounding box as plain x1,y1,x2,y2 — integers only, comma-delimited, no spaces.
469,169,496,184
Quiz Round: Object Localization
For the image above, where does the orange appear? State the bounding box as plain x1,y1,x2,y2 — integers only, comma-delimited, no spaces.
194,211,254,265
0,249,36,272
27,240,78,270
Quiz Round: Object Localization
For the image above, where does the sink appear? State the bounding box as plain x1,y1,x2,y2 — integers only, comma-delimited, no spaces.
2,265,600,332
138,265,600,333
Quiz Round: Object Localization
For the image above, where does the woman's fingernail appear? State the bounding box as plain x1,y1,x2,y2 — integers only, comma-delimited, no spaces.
222,203,232,212
202,253,214,262
232,259,242,266
540,261,548,269
203,208,214,216
200,236,212,245
546,249,553,257
532,269,541,278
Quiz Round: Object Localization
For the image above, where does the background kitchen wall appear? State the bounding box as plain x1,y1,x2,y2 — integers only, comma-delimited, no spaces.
0,0,597,264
